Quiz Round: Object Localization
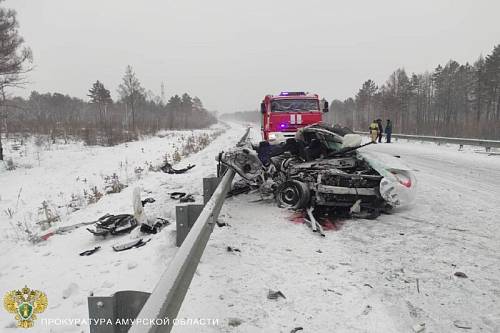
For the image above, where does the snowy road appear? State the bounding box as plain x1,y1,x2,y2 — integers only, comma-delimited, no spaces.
177,133,500,332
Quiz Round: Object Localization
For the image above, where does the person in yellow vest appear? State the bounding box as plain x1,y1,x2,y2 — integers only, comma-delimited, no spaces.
369,120,379,143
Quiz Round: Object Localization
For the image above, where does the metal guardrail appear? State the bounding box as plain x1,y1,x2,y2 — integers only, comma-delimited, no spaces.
88,127,250,333
128,168,235,333
355,131,500,151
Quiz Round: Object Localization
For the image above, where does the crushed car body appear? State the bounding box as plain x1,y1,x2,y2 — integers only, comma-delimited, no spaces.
218,123,416,219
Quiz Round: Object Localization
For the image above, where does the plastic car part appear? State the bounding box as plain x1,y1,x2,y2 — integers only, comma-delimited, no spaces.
170,192,186,200
180,194,195,203
86,214,138,236
141,197,156,206
161,162,195,174
79,246,101,256
140,218,170,234
112,238,151,252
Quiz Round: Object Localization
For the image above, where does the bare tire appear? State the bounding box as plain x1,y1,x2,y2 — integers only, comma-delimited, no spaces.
276,180,310,209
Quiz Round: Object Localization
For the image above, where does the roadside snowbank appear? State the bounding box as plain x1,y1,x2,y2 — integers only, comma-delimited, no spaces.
0,122,247,332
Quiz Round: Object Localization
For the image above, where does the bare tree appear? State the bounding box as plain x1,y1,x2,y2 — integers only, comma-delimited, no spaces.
117,65,144,133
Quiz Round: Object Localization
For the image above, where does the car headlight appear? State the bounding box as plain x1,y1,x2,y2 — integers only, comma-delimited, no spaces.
269,133,277,140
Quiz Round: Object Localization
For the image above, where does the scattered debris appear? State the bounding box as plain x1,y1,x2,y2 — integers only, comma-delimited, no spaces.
305,207,325,237
412,323,426,333
350,199,362,214
169,192,195,202
316,249,323,253
216,220,230,227
325,288,343,296
453,320,472,330
290,327,304,333
454,272,468,278
363,283,373,289
416,278,420,293
161,162,195,174
141,197,156,206
228,318,242,327
87,214,138,236
112,238,151,252
226,183,251,198
267,290,286,300
226,246,241,253
180,194,195,203
362,305,372,315
170,192,186,200
140,218,170,234
79,246,101,256
36,219,99,242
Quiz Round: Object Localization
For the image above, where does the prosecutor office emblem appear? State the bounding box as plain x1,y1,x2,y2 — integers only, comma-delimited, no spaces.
3,285,48,328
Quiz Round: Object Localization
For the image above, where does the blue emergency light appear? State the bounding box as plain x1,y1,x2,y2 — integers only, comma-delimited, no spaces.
279,92,306,96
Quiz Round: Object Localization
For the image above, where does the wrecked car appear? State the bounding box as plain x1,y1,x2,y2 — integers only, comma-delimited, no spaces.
218,123,416,219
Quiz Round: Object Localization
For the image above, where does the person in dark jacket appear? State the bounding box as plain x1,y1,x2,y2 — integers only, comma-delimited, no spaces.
376,119,383,143
385,119,393,143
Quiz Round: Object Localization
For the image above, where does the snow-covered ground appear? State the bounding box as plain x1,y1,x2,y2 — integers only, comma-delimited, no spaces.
0,126,223,235
1,124,500,333
176,130,500,333
0,122,247,332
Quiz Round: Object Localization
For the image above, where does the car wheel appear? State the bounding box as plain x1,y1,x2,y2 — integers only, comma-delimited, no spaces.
276,180,310,209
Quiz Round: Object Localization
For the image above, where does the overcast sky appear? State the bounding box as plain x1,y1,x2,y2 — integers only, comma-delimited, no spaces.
6,0,500,113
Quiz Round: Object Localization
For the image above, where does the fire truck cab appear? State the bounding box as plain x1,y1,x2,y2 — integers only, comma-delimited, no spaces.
260,92,328,143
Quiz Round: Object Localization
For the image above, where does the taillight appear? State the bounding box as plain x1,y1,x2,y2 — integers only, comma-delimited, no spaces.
391,171,412,188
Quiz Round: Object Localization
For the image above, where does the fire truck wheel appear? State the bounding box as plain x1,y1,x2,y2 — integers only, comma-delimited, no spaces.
276,180,310,209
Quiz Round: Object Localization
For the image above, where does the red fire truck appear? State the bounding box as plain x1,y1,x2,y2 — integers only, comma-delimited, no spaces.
260,92,328,143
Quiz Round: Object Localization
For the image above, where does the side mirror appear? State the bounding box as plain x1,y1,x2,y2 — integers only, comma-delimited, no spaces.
260,102,266,114
323,101,329,113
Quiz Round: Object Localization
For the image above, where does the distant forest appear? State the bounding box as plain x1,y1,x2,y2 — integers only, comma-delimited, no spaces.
224,45,500,140
3,67,217,146
0,1,217,160
328,44,500,140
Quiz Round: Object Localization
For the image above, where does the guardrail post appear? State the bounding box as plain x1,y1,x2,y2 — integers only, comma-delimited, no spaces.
88,291,151,333
203,177,221,204
176,204,204,246
217,163,228,177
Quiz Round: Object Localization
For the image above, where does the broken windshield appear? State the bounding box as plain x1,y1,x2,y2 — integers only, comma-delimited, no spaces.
271,99,319,112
